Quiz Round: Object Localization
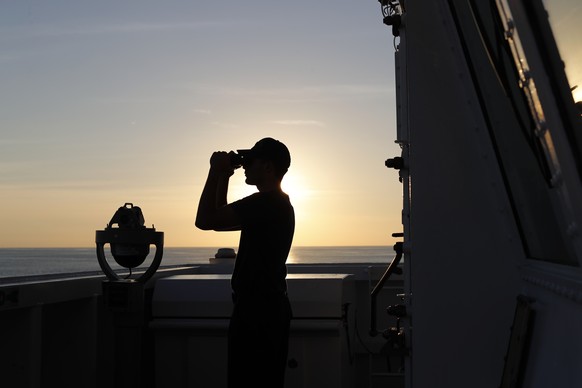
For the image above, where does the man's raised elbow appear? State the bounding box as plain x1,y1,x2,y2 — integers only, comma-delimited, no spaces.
195,218,213,231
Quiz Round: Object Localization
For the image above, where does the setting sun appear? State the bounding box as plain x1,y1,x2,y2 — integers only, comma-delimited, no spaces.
281,172,310,207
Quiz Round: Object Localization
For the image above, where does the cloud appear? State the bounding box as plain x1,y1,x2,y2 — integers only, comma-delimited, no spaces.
75,21,226,35
193,84,393,103
271,120,325,127
211,121,239,130
1,20,228,40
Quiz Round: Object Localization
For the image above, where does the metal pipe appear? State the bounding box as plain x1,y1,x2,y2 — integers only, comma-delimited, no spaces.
370,241,403,336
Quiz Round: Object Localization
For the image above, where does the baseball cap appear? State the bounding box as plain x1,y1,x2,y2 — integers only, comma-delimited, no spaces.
237,137,291,172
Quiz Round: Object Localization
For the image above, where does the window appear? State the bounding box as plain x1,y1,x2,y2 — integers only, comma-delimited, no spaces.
450,0,581,265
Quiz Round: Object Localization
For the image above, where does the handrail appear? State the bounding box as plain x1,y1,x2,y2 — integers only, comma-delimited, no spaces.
370,238,403,336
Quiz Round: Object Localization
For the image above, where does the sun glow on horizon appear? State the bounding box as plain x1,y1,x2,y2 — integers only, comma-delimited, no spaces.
281,172,311,208
226,167,312,217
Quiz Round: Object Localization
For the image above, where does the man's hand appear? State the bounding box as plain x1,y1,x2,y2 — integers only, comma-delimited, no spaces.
210,151,235,177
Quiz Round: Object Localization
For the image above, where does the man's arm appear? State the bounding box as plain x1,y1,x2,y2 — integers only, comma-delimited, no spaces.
195,151,241,231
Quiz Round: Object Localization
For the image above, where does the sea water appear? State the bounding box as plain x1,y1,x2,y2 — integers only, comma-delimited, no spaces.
0,246,396,279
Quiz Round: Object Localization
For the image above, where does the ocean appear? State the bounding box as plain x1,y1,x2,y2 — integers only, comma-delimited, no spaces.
0,246,395,279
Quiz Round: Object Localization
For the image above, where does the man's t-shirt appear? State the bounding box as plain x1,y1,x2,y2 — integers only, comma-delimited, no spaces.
230,190,295,296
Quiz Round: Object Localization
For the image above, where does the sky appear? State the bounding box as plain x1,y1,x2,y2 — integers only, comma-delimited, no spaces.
1,1,579,249
545,0,582,103
0,0,402,248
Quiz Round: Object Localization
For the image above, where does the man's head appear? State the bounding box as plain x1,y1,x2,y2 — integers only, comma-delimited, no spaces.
238,137,291,179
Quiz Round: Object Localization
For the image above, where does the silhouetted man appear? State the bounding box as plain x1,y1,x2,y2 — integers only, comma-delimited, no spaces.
195,137,294,388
